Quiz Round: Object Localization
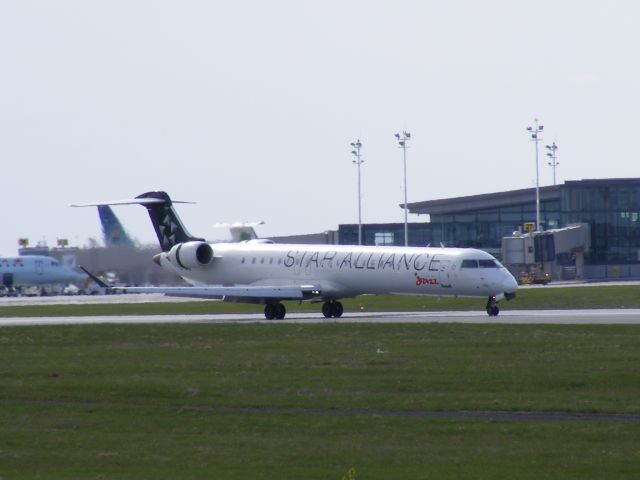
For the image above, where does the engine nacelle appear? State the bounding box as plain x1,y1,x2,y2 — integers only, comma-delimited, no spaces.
167,241,214,270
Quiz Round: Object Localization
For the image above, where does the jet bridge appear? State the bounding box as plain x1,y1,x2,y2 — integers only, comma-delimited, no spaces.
501,224,590,281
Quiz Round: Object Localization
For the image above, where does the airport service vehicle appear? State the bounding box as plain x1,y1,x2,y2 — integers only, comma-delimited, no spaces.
74,191,518,318
0,255,83,294
519,269,552,285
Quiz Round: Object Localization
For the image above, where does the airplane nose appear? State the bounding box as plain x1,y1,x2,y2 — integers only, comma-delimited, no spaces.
503,273,518,294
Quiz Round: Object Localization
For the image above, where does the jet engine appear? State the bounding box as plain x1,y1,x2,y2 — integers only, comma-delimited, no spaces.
167,241,214,269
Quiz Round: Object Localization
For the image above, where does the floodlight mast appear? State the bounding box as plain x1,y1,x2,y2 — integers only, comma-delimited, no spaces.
395,131,411,246
526,119,544,232
350,139,364,245
546,142,559,186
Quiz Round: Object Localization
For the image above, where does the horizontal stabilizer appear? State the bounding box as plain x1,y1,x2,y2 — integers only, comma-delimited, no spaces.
79,266,110,288
70,198,194,207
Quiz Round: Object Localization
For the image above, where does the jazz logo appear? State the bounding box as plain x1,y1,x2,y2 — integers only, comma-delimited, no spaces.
414,272,438,286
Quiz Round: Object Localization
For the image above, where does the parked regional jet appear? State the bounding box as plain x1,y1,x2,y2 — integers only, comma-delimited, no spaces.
213,221,264,242
73,191,518,318
0,255,84,293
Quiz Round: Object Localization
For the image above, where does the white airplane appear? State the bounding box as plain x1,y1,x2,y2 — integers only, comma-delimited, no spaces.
0,255,84,293
73,191,518,318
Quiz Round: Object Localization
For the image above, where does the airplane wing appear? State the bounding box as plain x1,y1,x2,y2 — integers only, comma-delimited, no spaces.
80,266,326,302
109,285,306,300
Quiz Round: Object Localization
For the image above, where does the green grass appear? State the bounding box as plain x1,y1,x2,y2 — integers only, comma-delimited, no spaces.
2,284,640,317
1,323,640,478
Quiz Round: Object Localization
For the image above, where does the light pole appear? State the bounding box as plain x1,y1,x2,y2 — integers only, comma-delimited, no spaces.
350,139,364,245
545,141,559,186
395,131,411,246
526,119,544,232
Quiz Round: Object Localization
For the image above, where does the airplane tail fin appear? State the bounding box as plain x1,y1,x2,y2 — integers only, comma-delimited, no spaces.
214,221,265,242
134,192,204,251
98,205,136,248
72,191,204,252
229,224,259,242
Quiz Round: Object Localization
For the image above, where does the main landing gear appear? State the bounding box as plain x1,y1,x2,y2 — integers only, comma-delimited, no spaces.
263,301,344,320
322,301,344,318
486,296,500,317
264,302,286,320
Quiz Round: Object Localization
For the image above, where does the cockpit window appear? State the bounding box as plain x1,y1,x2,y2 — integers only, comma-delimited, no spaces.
478,259,500,268
462,259,501,268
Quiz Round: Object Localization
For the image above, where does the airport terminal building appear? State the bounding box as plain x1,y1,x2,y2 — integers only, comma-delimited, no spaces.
339,178,640,280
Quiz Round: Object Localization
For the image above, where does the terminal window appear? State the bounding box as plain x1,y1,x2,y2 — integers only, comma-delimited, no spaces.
375,232,394,246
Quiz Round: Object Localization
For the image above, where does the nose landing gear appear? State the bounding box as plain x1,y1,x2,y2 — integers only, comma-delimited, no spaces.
486,296,500,317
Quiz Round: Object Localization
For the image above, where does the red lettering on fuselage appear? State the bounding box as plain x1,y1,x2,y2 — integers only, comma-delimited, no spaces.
414,272,438,286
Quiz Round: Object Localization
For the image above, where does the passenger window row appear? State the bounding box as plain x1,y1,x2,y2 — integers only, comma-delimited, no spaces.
240,257,282,265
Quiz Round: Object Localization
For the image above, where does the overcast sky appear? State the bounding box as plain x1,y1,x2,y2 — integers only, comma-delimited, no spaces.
1,1,639,255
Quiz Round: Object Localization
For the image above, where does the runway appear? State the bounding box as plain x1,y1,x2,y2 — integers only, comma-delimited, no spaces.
2,308,640,327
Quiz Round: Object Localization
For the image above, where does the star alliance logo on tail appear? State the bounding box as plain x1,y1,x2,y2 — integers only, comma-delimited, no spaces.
159,210,179,248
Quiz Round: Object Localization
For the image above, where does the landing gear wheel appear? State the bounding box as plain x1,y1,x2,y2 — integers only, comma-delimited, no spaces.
322,301,344,318
265,303,286,320
332,301,344,318
485,296,500,317
275,303,286,320
264,304,276,320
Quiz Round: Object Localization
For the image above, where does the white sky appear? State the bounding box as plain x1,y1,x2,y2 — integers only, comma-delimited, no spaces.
1,1,639,255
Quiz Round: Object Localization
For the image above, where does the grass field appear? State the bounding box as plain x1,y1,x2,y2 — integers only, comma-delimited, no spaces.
1,322,640,479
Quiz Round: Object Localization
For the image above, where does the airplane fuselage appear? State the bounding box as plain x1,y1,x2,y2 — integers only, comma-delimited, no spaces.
0,255,83,288
158,241,518,300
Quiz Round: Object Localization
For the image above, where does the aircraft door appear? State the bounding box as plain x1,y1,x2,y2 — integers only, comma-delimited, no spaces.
438,260,452,288
429,255,453,288
294,252,313,277
2,273,13,288
293,252,302,276
303,258,313,277
35,259,44,276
